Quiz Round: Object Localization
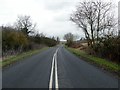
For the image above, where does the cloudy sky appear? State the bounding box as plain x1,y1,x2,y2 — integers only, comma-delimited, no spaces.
0,0,119,40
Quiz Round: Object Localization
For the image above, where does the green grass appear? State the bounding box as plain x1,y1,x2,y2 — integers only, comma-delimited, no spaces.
1,47,49,68
67,47,120,76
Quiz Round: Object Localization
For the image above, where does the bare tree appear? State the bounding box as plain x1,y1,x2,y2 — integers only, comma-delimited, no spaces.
64,33,74,42
70,1,117,47
64,33,77,46
56,37,60,43
15,15,36,36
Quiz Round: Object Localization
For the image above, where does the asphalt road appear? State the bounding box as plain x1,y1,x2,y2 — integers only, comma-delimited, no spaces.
2,46,118,88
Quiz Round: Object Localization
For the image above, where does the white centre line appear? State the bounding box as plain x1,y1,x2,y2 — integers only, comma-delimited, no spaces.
55,48,59,90
49,53,55,89
49,48,59,90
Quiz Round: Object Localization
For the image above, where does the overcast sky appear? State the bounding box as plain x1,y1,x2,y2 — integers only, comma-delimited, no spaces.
0,0,119,40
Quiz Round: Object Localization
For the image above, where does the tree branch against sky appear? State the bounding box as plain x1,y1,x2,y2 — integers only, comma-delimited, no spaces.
70,1,117,47
15,15,36,36
0,0,119,40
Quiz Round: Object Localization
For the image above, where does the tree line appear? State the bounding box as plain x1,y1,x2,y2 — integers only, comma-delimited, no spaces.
65,1,119,62
2,15,59,57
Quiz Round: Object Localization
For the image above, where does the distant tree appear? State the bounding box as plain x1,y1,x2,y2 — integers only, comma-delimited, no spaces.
52,36,55,40
42,37,57,47
64,33,75,46
64,33,73,41
15,15,36,36
39,33,45,37
56,37,60,43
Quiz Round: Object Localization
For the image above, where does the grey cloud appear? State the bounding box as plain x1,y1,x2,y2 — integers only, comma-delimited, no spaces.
42,0,80,11
53,13,70,22
44,2,72,11
0,0,84,40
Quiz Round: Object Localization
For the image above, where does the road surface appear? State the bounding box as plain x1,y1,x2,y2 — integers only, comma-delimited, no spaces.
2,46,118,88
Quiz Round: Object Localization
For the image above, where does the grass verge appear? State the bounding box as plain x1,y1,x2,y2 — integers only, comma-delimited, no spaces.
1,47,49,68
67,47,120,77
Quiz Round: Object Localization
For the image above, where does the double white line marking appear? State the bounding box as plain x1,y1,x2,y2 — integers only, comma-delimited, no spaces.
49,48,59,90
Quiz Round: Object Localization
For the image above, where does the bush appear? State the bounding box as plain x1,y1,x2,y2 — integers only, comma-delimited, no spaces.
2,26,29,56
2,25,58,57
93,36,120,62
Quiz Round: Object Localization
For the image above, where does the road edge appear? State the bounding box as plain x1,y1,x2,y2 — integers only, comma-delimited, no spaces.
1,47,49,68
66,47,120,78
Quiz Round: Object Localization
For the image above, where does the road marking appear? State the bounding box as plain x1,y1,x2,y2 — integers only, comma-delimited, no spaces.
49,53,55,89
55,49,59,89
49,48,59,90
